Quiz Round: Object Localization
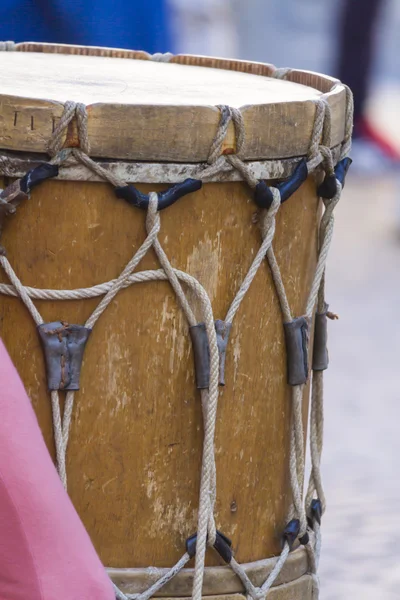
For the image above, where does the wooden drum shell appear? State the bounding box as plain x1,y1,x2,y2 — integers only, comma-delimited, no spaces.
0,176,318,568
0,44,350,600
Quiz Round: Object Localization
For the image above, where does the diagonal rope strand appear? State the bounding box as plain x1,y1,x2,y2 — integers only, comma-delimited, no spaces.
0,80,353,600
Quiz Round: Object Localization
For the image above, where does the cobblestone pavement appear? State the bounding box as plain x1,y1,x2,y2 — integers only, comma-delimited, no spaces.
317,173,400,599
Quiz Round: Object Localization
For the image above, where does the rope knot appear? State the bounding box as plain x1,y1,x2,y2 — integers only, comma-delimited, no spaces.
307,96,336,177
209,105,245,161
48,101,90,158
201,105,258,187
246,589,265,600
319,145,334,177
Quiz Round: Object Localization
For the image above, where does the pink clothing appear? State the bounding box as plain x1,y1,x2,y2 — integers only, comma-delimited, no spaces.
0,340,115,600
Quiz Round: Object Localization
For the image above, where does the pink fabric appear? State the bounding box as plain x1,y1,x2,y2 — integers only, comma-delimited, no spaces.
0,340,115,600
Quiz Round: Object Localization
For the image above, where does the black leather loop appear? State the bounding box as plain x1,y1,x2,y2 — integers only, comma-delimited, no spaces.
115,178,202,210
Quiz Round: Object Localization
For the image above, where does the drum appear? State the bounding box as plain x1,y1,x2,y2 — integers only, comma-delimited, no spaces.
0,43,352,600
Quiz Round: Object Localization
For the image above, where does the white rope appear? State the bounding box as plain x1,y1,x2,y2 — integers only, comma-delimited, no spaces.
0,256,43,325
305,189,340,318
313,522,322,569
0,188,221,600
225,189,281,324
114,583,129,600
260,543,291,595
229,558,263,599
0,80,354,600
200,389,217,543
303,181,342,539
288,387,307,535
146,193,197,327
63,391,75,452
229,542,290,600
124,553,191,600
305,369,325,512
254,95,348,565
191,304,219,600
85,209,161,328
50,390,68,488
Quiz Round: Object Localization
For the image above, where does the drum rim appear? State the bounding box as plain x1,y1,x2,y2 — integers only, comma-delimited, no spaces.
0,146,342,184
0,41,347,163
107,546,308,596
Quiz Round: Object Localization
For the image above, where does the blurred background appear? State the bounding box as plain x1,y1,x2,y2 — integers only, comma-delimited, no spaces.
1,1,400,598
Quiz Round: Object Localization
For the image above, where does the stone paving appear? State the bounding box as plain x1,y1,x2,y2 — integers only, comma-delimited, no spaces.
317,172,400,599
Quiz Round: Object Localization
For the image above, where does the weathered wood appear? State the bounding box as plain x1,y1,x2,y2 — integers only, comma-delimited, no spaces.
110,575,313,600
0,49,334,593
0,147,341,184
107,547,308,595
0,50,346,161
0,175,319,568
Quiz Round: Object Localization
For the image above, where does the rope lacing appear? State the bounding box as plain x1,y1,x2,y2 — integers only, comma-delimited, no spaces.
0,73,354,599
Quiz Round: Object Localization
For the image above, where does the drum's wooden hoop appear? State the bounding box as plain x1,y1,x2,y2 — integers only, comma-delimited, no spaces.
0,44,344,597
108,547,308,596
0,42,346,163
146,575,314,600
0,147,341,184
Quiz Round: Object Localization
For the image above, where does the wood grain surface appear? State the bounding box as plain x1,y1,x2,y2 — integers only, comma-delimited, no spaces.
111,575,313,600
0,49,346,161
0,148,341,183
0,175,319,568
108,546,308,595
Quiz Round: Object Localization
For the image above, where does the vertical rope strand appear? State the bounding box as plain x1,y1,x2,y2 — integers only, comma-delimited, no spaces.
0,81,353,599
50,390,68,488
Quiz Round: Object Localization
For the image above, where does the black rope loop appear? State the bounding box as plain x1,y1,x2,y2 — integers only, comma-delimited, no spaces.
317,157,352,200
115,178,202,211
307,498,323,528
186,530,232,563
253,158,308,209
